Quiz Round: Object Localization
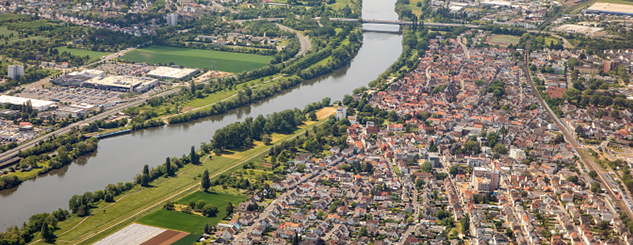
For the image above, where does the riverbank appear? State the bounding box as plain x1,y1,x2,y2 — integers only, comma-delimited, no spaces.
0,15,402,228
27,107,336,245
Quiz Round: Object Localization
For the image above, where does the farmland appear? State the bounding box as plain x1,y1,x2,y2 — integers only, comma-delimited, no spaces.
136,209,217,233
119,46,273,73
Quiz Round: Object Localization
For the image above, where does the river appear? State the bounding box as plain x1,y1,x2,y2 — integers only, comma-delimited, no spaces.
0,0,402,227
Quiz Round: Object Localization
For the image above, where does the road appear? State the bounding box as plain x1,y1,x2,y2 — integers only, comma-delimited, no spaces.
522,36,633,221
275,23,312,58
228,19,311,59
456,35,470,60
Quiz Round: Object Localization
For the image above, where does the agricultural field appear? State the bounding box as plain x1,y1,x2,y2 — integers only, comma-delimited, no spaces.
136,191,247,233
487,35,520,46
55,46,112,59
119,46,273,73
136,209,214,234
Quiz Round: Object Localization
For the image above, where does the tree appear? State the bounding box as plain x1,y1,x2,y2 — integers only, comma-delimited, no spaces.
461,214,470,236
196,200,206,211
591,182,601,193
41,223,54,242
416,178,425,189
566,175,579,184
388,110,398,121
493,143,508,154
421,161,433,173
226,202,234,216
263,134,272,145
202,204,219,217
322,97,331,107
575,125,584,136
165,157,173,176
589,170,598,179
190,146,199,165
309,111,317,121
190,80,196,95
201,169,210,191
359,227,368,237
204,223,211,234
407,216,414,224
449,165,458,176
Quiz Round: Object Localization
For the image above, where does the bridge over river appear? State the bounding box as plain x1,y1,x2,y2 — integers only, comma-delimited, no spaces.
233,17,480,29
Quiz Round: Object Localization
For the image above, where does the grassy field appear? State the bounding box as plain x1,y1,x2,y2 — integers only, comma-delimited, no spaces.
136,210,217,233
119,46,273,73
55,46,112,59
0,26,16,37
327,0,349,10
488,35,520,45
39,108,335,245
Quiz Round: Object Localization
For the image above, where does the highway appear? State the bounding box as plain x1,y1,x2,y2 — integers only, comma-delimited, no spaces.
522,37,633,220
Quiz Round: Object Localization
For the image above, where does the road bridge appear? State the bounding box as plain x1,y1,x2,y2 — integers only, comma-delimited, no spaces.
329,18,479,28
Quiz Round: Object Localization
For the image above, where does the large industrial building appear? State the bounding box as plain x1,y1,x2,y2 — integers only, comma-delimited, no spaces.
0,95,57,111
84,76,159,92
147,67,199,80
587,2,633,16
52,75,159,92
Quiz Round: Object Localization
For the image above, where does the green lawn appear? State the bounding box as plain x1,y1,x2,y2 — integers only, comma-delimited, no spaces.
55,46,112,59
0,26,16,37
184,90,237,108
328,0,349,10
489,35,520,45
119,46,273,73
136,210,216,233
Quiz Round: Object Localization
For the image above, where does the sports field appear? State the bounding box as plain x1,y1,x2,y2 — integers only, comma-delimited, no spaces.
119,46,273,73
55,46,112,59
136,191,247,233
487,35,520,46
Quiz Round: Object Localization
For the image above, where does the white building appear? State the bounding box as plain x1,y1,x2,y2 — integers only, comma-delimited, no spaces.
166,14,178,26
0,95,56,111
335,107,346,120
8,65,24,80
147,67,199,80
85,76,159,92
509,148,526,160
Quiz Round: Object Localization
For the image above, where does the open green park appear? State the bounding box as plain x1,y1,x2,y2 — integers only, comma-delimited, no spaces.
32,108,333,245
119,46,273,73
137,191,248,233
54,46,112,59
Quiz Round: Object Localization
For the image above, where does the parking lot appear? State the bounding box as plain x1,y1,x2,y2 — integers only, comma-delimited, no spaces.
96,63,153,76
16,86,125,106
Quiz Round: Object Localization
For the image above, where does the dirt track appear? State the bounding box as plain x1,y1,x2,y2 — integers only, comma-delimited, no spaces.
140,230,189,245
